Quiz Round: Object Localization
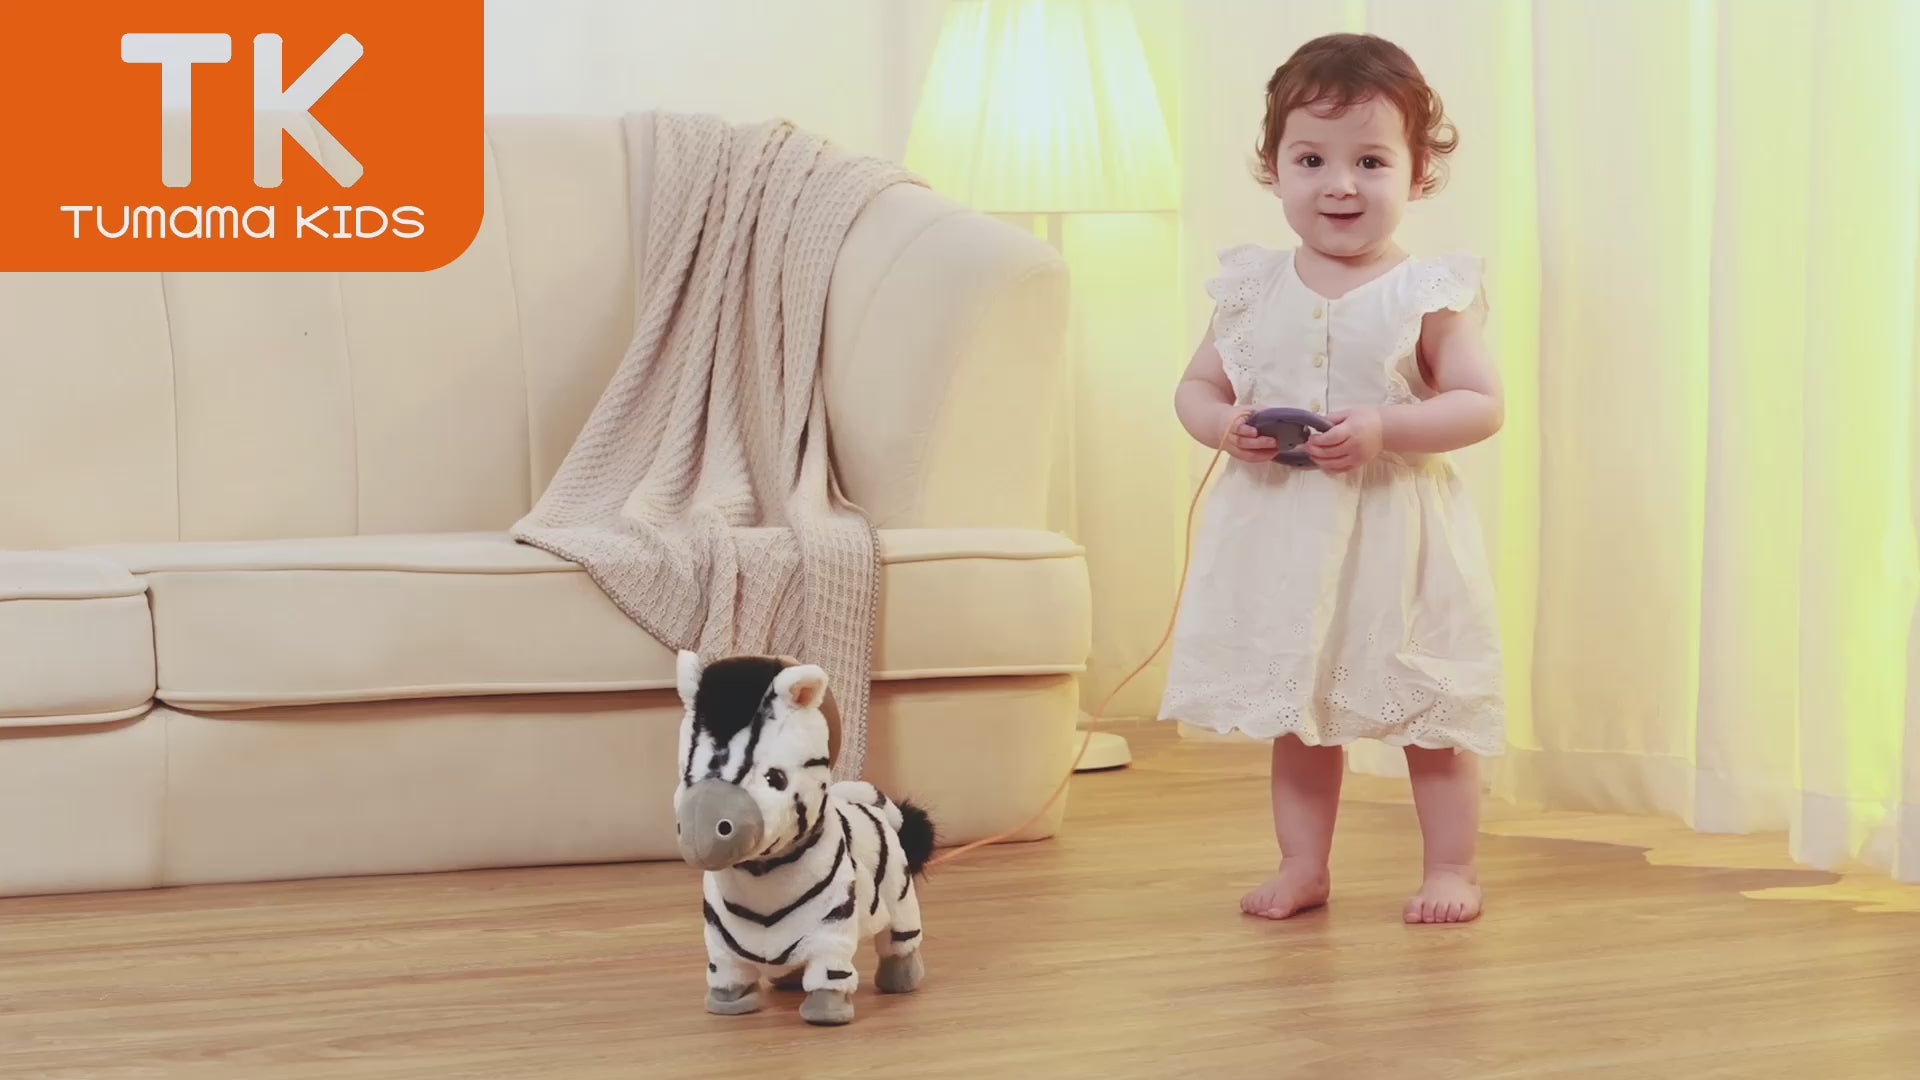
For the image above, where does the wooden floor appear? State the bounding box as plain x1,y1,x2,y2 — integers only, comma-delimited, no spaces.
5,729,1920,1079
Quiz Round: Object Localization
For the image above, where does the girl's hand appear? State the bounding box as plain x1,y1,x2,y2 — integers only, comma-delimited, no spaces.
1219,407,1280,462
1307,407,1384,473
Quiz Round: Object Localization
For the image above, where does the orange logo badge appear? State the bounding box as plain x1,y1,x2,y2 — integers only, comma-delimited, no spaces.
0,1,484,271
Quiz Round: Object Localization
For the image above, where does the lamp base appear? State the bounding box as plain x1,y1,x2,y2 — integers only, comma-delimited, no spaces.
1074,730,1132,772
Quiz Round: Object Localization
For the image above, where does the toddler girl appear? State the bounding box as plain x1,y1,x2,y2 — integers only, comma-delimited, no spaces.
1161,33,1506,926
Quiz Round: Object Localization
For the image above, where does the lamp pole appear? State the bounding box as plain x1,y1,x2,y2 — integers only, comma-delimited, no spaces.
904,0,1180,776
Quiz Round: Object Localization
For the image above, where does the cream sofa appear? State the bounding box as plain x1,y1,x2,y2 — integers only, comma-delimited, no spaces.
0,113,1089,898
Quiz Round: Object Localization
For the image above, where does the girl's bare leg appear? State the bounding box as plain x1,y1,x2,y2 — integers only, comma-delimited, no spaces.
1403,746,1483,925
1242,737,1342,919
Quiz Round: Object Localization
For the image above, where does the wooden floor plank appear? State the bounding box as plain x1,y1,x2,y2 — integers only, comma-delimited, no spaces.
3,728,1918,1078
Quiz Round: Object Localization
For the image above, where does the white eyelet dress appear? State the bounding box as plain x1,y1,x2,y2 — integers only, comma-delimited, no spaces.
1157,244,1506,756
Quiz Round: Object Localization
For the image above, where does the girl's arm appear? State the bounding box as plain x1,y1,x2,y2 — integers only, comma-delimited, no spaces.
1381,300,1505,453
1307,299,1504,472
1174,317,1280,462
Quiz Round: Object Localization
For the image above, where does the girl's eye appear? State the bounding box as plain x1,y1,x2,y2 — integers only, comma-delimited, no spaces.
1299,154,1323,168
765,768,788,791
1361,156,1384,169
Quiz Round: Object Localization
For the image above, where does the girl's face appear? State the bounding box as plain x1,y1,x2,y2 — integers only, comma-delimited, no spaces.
1271,97,1420,262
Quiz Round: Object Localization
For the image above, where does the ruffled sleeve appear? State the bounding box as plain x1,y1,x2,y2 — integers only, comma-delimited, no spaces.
1204,243,1284,396
1409,252,1487,320
1388,253,1490,382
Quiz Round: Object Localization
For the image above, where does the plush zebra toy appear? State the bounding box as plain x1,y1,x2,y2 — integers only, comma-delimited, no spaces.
673,650,936,1026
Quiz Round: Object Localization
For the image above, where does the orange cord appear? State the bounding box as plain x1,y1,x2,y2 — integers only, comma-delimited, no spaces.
925,426,1235,869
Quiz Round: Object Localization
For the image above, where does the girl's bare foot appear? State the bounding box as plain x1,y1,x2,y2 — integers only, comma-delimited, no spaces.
1403,747,1483,925
1248,738,1343,920
1241,862,1331,919
1404,864,1481,924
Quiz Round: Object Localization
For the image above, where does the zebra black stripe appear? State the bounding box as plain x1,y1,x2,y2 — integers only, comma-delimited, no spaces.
738,791,825,876
824,882,856,921
825,969,854,982
703,901,804,967
723,833,847,927
836,809,860,893
728,686,776,784
804,757,830,769
854,803,889,916
890,929,920,942
738,819,821,876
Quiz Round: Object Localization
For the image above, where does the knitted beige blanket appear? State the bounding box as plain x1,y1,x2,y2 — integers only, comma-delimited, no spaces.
511,112,919,781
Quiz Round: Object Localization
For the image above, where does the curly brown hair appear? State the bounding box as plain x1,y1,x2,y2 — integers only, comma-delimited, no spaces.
1252,33,1457,197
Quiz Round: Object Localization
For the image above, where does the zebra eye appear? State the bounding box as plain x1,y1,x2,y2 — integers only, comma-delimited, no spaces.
765,768,788,791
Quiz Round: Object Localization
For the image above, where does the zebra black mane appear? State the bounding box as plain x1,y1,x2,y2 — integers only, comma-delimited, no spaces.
691,655,788,748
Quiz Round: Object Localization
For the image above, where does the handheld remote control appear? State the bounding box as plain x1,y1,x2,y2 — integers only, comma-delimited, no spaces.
1245,406,1333,466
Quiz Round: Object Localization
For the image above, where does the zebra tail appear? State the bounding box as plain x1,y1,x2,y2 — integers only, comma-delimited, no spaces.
895,799,937,876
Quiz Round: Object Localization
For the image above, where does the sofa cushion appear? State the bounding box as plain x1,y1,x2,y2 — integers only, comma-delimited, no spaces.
0,552,156,726
78,530,1089,711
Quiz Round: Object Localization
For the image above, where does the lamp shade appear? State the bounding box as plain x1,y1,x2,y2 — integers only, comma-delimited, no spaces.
904,0,1179,214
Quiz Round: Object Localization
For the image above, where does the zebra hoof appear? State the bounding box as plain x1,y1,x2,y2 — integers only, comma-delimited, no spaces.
706,983,762,1016
876,951,924,994
800,989,854,1026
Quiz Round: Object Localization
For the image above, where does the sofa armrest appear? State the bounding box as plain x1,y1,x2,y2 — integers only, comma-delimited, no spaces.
822,183,1070,530
0,551,155,727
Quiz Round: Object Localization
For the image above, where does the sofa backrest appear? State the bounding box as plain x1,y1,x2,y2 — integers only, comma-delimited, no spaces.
0,115,654,549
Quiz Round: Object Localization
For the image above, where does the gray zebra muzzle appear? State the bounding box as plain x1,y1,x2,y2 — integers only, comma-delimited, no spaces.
677,779,766,870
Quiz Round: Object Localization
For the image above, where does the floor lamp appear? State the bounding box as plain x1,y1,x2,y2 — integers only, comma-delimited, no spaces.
904,0,1180,772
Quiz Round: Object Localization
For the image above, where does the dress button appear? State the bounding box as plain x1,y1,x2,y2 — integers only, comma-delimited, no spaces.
1311,399,1323,412
1313,354,1326,368
1312,305,1324,319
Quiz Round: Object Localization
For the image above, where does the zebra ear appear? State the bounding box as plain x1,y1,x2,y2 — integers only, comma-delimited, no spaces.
675,650,704,708
773,663,828,713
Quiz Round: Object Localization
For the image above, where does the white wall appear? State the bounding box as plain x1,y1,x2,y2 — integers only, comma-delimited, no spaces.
482,1,1176,168
484,0,910,159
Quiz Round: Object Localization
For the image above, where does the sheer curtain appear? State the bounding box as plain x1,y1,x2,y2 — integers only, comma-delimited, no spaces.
1116,0,1920,881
